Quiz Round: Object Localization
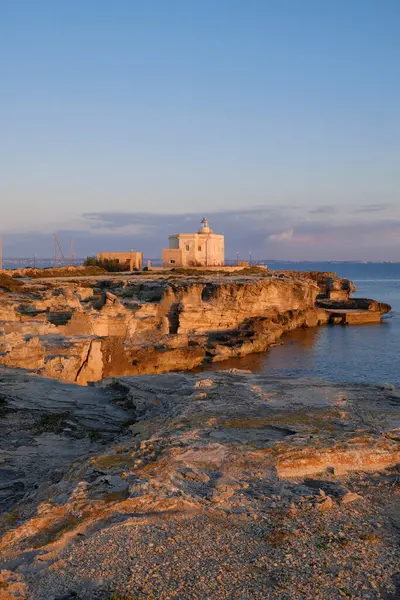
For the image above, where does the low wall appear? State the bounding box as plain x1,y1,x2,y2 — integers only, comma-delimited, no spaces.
148,265,268,273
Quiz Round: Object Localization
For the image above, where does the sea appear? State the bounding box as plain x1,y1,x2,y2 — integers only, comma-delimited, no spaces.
4,261,400,387
202,262,400,387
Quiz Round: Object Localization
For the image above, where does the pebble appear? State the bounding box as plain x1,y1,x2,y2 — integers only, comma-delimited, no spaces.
340,492,363,505
195,379,214,388
317,496,334,511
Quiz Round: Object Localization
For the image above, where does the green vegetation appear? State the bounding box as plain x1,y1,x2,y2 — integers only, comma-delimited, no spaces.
84,256,134,272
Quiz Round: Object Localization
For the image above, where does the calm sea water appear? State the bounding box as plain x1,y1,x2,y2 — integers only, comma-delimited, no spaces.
204,262,400,387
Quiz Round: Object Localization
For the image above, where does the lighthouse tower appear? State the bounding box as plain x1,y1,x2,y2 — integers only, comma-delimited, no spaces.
199,217,213,234
163,217,224,267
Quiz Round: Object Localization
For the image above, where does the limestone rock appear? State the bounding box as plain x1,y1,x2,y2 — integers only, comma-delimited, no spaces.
0,369,399,599
340,492,363,504
316,495,334,511
0,272,390,384
195,379,215,388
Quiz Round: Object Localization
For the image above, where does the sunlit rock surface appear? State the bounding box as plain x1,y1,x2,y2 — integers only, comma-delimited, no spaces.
0,272,390,384
0,368,399,599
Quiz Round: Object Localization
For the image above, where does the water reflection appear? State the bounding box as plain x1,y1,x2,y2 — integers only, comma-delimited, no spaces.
193,350,266,373
281,327,321,349
194,277,400,386
195,327,322,375
196,312,398,385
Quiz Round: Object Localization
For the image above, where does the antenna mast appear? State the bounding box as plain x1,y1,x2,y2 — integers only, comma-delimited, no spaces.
54,233,67,266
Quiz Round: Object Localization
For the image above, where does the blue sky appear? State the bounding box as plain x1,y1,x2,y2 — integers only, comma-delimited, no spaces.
1,0,399,259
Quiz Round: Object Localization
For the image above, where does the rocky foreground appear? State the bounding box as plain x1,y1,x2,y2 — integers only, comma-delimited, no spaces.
0,368,399,599
0,271,391,384
0,270,397,599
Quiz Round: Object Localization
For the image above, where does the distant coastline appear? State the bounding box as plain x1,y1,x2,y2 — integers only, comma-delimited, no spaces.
3,258,400,269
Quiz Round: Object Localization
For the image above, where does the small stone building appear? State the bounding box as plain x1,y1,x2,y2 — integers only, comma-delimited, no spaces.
97,251,143,271
162,218,224,267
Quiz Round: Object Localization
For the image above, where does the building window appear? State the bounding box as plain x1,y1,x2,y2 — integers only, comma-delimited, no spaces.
186,245,190,252
170,259,175,264
198,245,202,251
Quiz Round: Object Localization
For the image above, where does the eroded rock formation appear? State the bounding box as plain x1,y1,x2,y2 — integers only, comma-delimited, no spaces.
0,272,391,384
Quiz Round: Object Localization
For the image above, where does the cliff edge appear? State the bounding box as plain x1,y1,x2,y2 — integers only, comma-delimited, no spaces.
0,271,390,384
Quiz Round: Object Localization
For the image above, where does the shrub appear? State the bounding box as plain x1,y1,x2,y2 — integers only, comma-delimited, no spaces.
84,257,131,272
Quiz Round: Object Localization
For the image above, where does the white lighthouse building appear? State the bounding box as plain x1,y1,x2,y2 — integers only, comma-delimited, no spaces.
162,218,224,267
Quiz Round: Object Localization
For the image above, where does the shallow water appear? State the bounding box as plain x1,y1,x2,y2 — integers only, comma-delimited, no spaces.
200,263,400,387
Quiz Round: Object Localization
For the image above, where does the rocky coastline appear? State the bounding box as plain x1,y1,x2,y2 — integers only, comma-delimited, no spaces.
0,269,398,599
0,270,391,384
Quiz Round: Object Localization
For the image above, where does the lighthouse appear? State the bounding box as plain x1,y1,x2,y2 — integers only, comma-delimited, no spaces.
162,217,224,267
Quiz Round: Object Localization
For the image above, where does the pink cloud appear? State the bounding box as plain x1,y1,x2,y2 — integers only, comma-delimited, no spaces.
267,229,314,244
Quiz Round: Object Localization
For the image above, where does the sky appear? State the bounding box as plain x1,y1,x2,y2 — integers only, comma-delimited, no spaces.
1,0,399,260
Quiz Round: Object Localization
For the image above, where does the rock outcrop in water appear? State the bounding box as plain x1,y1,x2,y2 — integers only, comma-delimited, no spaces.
0,272,391,384
0,368,399,599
